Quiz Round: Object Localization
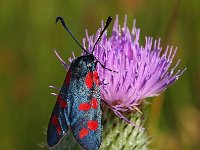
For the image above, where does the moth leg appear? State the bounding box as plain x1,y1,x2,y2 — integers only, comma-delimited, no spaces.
99,79,109,86
49,85,61,96
101,99,145,131
50,92,59,96
49,85,61,90
94,61,118,73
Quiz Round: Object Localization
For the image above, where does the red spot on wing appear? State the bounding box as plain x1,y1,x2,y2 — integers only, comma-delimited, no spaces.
79,103,91,111
93,71,99,86
85,72,93,89
51,115,62,135
51,115,58,125
57,125,62,135
65,69,71,86
90,98,98,109
87,120,98,131
57,95,67,108
79,128,89,139
60,100,67,108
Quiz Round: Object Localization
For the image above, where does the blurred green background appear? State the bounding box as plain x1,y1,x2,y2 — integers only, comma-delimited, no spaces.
0,0,199,149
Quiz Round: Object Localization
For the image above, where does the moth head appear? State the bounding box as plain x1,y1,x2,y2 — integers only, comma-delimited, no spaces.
72,54,95,75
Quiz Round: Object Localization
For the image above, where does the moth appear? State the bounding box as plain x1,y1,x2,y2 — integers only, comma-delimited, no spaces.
47,16,113,150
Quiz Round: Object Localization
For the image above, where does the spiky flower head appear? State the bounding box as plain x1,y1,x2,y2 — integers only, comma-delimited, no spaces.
81,15,186,126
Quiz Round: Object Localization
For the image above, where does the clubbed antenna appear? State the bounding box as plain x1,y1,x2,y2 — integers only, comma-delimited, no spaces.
92,16,112,53
56,17,89,54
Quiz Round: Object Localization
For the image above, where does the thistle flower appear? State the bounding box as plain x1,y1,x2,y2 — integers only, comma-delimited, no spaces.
81,15,186,127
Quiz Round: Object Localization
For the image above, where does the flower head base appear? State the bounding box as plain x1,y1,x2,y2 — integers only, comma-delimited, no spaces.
81,15,186,122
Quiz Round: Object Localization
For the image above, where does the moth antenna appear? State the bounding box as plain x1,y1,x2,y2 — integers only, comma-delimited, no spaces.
56,16,117,73
56,17,90,54
92,16,118,73
92,16,112,53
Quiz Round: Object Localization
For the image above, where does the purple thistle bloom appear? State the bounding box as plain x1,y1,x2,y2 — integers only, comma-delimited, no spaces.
83,15,186,125
55,15,186,127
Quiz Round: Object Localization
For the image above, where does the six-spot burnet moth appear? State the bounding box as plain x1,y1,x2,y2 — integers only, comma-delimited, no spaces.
47,16,114,150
